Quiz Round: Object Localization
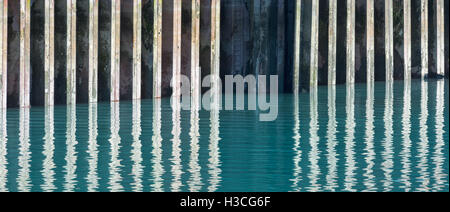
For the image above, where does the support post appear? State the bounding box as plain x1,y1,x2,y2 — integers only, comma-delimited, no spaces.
404,0,411,82
0,0,7,109
420,0,428,78
153,0,162,99
191,0,200,107
67,0,76,105
111,0,120,102
293,0,301,93
367,0,374,84
385,0,394,82
45,0,55,106
310,0,319,88
436,0,445,76
133,0,142,100
20,0,31,108
346,0,355,84
211,0,220,106
328,0,336,85
172,0,182,100
89,0,99,103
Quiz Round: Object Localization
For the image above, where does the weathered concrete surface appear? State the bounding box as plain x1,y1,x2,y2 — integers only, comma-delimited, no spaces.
0,0,7,109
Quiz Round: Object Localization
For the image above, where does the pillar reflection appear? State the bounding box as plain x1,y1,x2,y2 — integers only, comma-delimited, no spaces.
308,86,320,192
364,82,376,191
325,86,338,191
382,82,394,191
151,99,164,192
87,104,99,192
131,101,143,192
417,81,430,192
400,81,412,191
208,108,221,192
344,84,356,192
64,105,77,192
432,80,446,191
170,98,183,192
0,109,7,192
188,104,202,192
42,106,56,192
291,95,302,192
18,108,31,192
108,102,123,192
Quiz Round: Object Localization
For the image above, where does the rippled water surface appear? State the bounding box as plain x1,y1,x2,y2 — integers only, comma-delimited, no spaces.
0,80,448,192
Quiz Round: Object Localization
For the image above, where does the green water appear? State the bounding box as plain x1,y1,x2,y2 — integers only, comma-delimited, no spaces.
0,79,448,192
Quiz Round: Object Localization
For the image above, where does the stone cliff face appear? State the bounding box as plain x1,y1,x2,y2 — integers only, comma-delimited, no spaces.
4,0,449,106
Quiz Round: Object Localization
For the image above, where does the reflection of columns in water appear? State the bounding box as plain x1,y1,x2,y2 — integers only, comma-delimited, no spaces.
308,86,320,192
400,82,412,191
0,109,7,192
432,80,446,191
18,108,31,192
188,107,202,192
417,81,429,192
42,106,56,192
64,106,77,192
344,84,356,191
363,82,376,191
208,109,221,192
170,101,183,192
87,104,99,192
108,102,122,192
325,86,338,191
151,100,164,192
291,95,302,192
131,101,143,192
382,82,394,191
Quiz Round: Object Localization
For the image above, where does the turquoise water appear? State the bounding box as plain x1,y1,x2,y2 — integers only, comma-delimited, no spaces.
0,79,448,192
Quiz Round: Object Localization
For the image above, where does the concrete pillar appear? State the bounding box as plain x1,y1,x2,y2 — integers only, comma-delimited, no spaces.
133,0,142,100
211,0,220,105
67,0,76,105
191,0,200,107
421,0,428,78
20,0,31,108
310,0,319,88
404,0,411,82
328,0,337,85
367,0,374,84
436,0,445,76
172,0,182,100
45,0,55,106
385,0,394,82
111,0,120,102
0,0,7,109
89,0,99,103
346,0,355,84
153,0,162,99
293,0,301,93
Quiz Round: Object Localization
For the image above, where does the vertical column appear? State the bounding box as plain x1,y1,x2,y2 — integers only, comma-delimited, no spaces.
20,0,31,108
436,0,445,76
172,0,182,100
133,0,142,100
45,0,55,106
310,0,319,88
210,0,220,106
404,0,411,82
111,0,120,102
367,0,375,84
67,0,76,105
0,0,7,109
153,0,162,99
346,0,355,84
89,0,99,103
191,0,200,106
420,0,428,78
293,0,301,94
385,0,394,82
328,0,337,85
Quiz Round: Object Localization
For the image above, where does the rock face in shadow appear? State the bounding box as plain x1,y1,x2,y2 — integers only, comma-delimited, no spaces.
4,1,449,107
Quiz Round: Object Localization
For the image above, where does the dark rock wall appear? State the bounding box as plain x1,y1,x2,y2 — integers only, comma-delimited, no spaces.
4,1,450,107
